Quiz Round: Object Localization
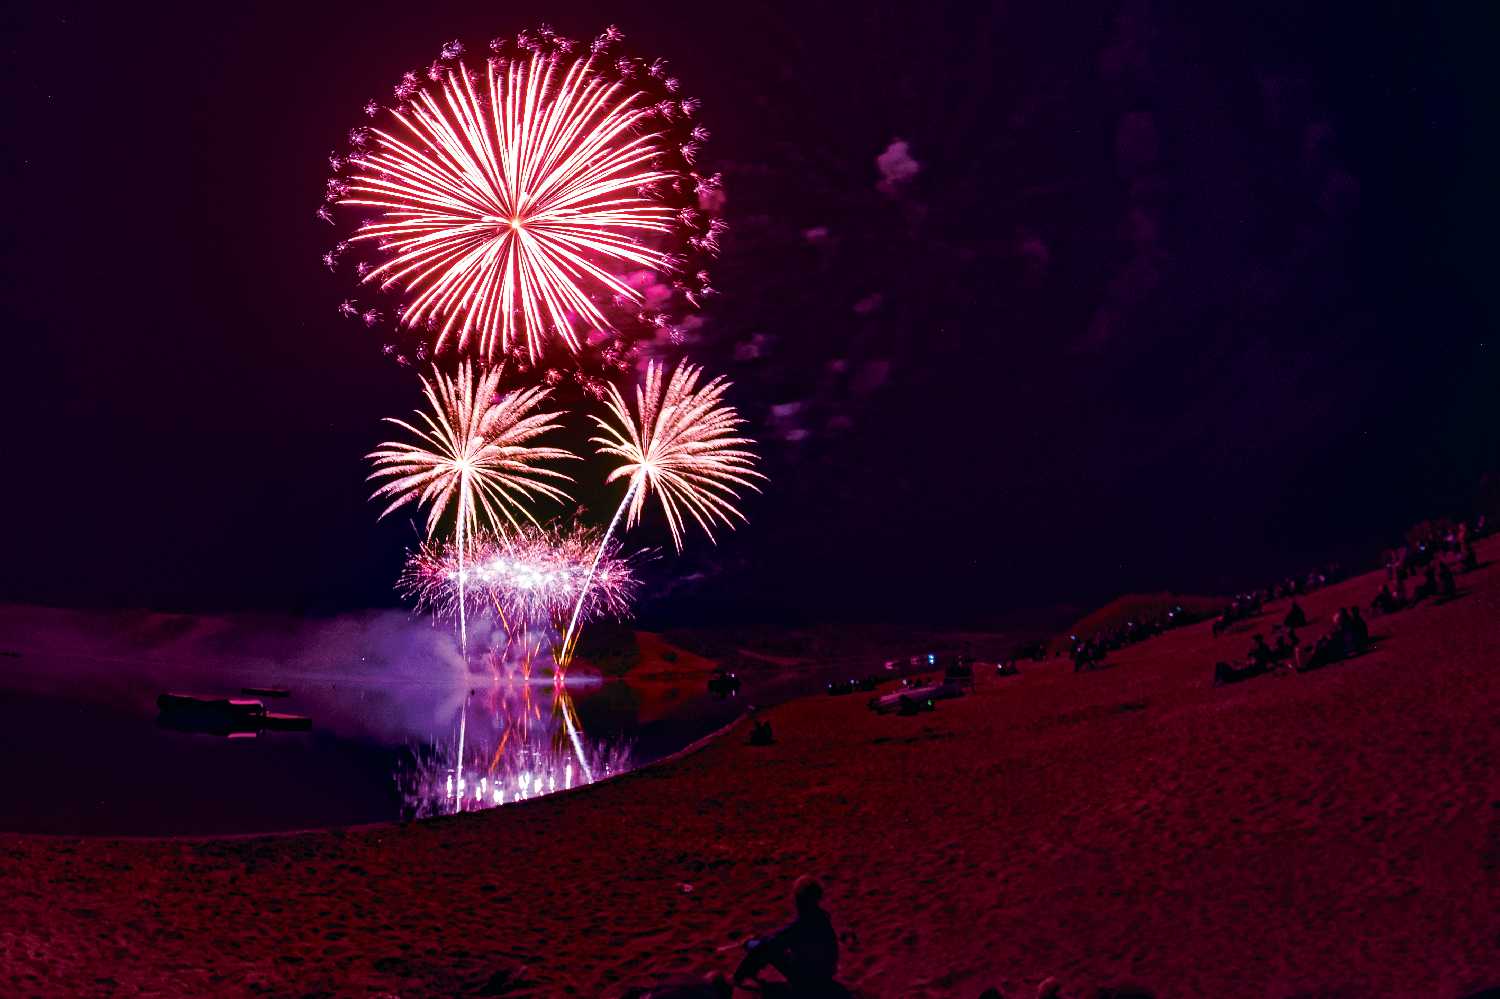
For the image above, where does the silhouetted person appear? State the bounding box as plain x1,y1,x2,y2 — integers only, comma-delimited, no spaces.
1248,634,1274,670
749,718,775,746
1284,601,1307,630
1413,565,1438,604
1349,607,1369,649
1300,628,1344,670
1460,543,1478,572
1438,561,1456,600
1371,583,1398,615
734,876,839,995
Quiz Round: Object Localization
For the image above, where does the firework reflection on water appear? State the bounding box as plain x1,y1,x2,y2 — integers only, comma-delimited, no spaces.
397,653,631,819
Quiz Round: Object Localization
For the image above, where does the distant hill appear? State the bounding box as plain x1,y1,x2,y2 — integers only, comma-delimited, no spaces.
1050,591,1225,653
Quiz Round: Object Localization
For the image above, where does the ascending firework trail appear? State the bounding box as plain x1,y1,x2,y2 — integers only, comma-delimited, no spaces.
558,361,763,664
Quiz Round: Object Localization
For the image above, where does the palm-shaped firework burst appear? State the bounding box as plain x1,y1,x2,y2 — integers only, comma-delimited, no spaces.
592,360,764,551
556,361,762,661
368,361,574,537
368,360,575,649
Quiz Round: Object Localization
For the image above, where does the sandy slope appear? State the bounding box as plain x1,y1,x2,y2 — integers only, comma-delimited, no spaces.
2,542,1498,997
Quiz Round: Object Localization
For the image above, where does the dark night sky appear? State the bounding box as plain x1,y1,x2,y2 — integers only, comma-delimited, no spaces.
2,2,1496,626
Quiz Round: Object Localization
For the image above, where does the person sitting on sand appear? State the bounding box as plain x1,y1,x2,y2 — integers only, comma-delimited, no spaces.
749,718,775,746
1248,634,1274,670
1331,609,1348,655
1301,629,1347,671
1297,634,1325,671
1371,583,1398,616
1337,608,1370,658
734,876,839,994
1460,543,1478,572
1411,565,1439,605
1283,600,1307,630
1335,608,1364,657
1438,561,1456,600
1348,607,1369,650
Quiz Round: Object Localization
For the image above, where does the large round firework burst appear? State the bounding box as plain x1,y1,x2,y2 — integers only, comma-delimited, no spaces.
321,24,724,381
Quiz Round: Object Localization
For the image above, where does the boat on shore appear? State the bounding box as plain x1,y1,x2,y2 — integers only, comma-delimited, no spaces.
157,693,267,718
156,693,311,735
262,712,312,731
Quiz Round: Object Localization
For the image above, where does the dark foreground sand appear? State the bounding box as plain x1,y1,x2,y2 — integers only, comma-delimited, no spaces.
3,543,1498,998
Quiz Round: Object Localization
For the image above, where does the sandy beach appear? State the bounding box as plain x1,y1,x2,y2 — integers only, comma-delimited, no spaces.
2,540,1497,997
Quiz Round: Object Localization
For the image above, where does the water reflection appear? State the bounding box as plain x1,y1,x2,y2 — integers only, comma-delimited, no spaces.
397,643,632,819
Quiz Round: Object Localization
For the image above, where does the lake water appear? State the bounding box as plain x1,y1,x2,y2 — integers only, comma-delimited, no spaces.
0,607,752,837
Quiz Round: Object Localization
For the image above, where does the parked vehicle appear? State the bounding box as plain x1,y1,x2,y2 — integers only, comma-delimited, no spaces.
708,670,741,697
868,679,965,714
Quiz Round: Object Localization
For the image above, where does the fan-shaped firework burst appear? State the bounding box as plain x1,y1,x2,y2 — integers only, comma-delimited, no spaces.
367,361,575,540
323,25,723,374
592,360,763,551
554,361,761,662
399,523,640,630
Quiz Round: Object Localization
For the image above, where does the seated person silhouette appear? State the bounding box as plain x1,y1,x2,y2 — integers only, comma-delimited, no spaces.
734,876,839,996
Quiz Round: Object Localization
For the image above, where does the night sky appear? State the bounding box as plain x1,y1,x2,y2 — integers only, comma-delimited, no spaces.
3,1,1495,626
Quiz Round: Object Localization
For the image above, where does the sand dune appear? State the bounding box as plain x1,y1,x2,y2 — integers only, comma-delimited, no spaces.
2,542,1498,996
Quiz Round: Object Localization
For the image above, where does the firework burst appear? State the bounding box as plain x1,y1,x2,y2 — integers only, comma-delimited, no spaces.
592,360,763,551
368,361,575,537
368,361,575,649
324,26,722,370
554,361,761,661
399,523,640,632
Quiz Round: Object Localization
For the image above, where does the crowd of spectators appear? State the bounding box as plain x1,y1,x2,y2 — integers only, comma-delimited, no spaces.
1067,605,1198,672
1212,513,1489,685
1210,564,1342,637
1051,507,1491,684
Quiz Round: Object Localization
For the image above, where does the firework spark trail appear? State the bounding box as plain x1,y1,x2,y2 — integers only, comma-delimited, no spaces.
400,521,636,778
368,361,576,651
559,361,763,660
328,28,722,367
455,690,469,811
400,666,627,818
399,522,640,637
557,475,639,666
554,683,594,782
593,361,765,550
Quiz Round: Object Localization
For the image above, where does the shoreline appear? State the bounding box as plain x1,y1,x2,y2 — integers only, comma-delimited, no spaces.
0,705,751,847
3,541,1497,997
